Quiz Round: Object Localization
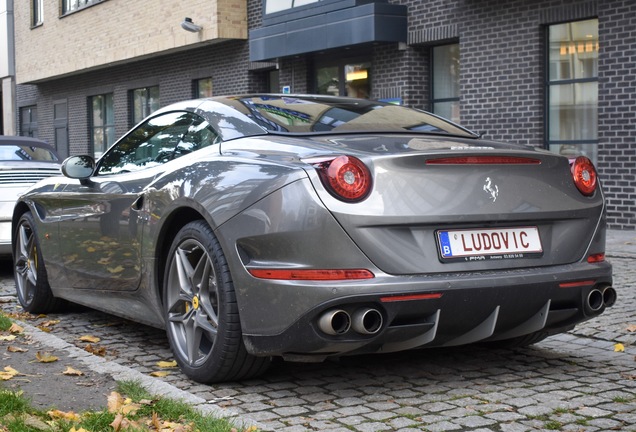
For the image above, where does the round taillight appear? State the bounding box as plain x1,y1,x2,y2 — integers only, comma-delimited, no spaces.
571,156,597,196
313,155,372,202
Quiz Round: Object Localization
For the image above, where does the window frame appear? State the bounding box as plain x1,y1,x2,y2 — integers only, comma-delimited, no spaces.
130,86,160,127
544,18,599,163
194,77,214,98
430,43,460,123
32,0,44,27
89,93,115,158
61,0,105,15
20,106,38,138
314,57,371,98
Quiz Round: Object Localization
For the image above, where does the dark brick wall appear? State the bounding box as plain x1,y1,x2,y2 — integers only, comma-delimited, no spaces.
16,0,636,229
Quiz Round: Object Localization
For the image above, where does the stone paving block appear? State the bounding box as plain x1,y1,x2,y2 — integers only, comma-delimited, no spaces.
424,420,463,431
455,415,498,427
353,421,393,432
363,411,395,421
575,406,613,417
388,416,419,429
272,406,309,416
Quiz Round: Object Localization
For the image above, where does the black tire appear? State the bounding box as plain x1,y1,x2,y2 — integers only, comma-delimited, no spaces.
163,220,271,383
13,211,62,313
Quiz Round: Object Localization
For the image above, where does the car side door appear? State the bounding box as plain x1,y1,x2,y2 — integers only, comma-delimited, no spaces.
58,111,209,290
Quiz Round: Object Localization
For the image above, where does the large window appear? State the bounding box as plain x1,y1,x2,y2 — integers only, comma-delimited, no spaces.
546,19,598,163
90,94,115,158
195,78,213,98
32,0,43,26
431,44,460,123
20,106,38,138
131,86,159,126
316,62,371,99
266,0,320,14
62,0,102,14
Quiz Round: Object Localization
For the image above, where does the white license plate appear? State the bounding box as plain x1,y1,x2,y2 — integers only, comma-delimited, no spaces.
437,227,543,261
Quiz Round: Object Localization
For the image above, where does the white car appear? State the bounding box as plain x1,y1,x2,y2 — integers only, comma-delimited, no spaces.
0,136,60,256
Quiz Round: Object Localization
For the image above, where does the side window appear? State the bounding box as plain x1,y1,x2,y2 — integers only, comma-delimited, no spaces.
97,112,219,175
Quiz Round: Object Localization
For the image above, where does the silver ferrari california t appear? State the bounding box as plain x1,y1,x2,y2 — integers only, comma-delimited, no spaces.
12,95,615,383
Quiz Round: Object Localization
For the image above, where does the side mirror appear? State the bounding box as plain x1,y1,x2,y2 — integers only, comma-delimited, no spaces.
61,155,96,179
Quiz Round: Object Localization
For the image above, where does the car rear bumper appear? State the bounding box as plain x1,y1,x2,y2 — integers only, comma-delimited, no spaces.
241,261,613,359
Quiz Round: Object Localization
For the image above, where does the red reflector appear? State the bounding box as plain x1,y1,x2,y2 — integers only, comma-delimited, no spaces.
559,280,596,288
249,269,375,281
380,293,443,302
426,156,541,165
587,253,605,263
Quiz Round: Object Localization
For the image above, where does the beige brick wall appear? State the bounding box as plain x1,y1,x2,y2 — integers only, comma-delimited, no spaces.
15,0,247,84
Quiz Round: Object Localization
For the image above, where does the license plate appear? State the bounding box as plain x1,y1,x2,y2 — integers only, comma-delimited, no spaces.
437,227,543,261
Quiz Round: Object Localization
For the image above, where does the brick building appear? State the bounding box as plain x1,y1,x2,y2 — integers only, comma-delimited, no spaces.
11,0,636,229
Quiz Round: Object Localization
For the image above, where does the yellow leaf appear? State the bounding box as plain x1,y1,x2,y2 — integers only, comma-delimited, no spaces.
0,335,17,341
7,346,28,353
615,343,625,352
150,371,170,377
63,366,84,376
156,360,177,368
70,428,91,432
97,257,111,265
47,409,80,421
9,323,24,334
36,351,59,363
86,246,96,253
79,335,101,343
0,366,20,380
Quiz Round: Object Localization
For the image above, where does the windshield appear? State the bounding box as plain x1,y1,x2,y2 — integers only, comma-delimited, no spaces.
225,95,476,138
0,144,59,162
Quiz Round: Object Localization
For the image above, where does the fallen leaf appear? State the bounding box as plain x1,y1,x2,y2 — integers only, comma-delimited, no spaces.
615,343,625,352
0,335,17,341
108,392,125,413
150,371,170,377
40,320,60,327
626,324,636,332
86,247,97,253
36,351,59,363
69,428,91,432
156,360,178,368
63,366,84,376
37,326,51,333
79,335,101,343
84,344,106,356
9,323,24,334
0,366,20,380
7,346,28,353
48,409,80,421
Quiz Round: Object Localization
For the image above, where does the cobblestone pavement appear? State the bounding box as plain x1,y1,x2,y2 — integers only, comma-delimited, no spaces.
1,240,636,431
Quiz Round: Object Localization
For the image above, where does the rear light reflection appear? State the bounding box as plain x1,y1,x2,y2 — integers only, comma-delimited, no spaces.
426,156,541,165
380,293,443,302
249,268,375,281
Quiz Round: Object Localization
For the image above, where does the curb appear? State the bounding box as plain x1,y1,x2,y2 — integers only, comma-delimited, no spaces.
13,318,268,431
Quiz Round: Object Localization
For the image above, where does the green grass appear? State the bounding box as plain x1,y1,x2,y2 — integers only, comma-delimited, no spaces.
0,372,252,431
0,313,12,331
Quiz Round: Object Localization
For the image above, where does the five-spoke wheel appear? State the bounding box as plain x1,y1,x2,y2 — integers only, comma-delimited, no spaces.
163,220,270,383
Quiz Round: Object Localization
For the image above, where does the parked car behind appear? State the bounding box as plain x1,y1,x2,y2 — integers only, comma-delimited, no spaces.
0,136,60,256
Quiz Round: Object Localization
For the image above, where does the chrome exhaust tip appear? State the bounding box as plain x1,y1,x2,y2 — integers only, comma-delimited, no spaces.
586,289,604,313
352,308,383,335
602,286,617,308
318,309,351,335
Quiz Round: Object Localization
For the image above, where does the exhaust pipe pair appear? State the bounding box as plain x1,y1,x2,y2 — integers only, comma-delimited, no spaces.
586,286,617,313
318,308,383,336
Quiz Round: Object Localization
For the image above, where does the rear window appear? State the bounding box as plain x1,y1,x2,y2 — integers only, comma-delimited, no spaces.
231,95,476,137
0,145,59,162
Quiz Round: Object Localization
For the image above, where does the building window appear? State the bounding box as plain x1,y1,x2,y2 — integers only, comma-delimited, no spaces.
20,106,38,137
32,0,43,26
265,0,320,14
431,43,460,123
316,61,371,99
195,78,213,98
546,18,599,163
90,94,115,158
62,0,102,14
131,86,160,125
